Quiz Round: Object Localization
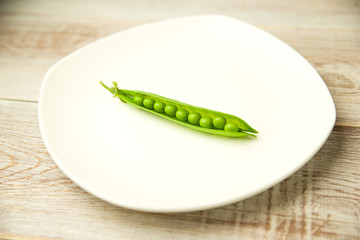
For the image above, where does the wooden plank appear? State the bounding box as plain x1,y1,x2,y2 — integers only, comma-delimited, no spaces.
1,0,360,239
1,101,359,239
0,10,149,102
0,0,359,102
1,0,359,27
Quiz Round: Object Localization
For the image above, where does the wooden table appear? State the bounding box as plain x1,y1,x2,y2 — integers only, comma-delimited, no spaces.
1,0,359,239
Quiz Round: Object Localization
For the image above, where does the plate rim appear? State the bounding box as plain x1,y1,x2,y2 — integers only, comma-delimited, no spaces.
38,15,336,213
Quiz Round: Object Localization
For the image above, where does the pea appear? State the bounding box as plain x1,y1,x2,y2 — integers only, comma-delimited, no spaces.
164,104,177,117
143,98,155,109
175,109,189,122
224,122,238,132
199,116,213,128
213,116,226,129
133,96,144,106
154,101,165,113
100,81,258,137
188,112,201,125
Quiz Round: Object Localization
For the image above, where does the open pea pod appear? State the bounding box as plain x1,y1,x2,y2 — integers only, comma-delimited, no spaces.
101,81,258,138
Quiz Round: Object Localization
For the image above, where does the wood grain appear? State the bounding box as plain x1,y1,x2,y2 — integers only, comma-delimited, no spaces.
1,0,359,102
1,101,359,239
1,0,360,239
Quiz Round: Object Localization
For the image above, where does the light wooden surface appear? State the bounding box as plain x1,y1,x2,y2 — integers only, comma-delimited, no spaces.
1,0,360,239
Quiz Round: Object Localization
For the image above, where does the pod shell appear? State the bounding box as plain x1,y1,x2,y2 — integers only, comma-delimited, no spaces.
101,82,258,138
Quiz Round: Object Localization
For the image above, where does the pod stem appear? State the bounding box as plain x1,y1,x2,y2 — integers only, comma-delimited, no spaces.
100,81,114,94
100,81,126,103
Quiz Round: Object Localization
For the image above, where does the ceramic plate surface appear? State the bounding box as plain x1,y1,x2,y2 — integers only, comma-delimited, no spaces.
39,15,336,212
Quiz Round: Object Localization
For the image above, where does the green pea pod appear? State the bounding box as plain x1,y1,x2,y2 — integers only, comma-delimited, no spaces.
100,81,258,138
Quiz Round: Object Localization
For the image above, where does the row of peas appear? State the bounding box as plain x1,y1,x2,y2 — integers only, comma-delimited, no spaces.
133,95,239,132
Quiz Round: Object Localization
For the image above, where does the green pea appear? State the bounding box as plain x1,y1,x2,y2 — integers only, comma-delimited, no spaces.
164,104,177,117
213,116,226,129
199,116,213,128
176,109,189,122
224,123,238,132
188,112,201,125
133,96,144,106
154,101,165,113
143,98,155,109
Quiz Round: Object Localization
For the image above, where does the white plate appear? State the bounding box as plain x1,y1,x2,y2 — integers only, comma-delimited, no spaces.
39,15,336,213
